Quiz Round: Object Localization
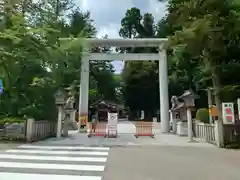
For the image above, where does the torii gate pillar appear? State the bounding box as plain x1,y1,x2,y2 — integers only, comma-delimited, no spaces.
78,38,170,133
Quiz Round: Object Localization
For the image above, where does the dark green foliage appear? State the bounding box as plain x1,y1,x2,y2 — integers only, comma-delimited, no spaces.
196,108,209,123
0,1,117,121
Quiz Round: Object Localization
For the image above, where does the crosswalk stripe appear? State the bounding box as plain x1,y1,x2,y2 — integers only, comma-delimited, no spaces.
0,161,105,171
18,145,110,151
6,149,109,156
0,154,107,162
0,145,110,179
0,172,102,180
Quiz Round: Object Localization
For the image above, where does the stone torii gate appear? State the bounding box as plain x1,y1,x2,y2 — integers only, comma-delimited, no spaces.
78,38,170,133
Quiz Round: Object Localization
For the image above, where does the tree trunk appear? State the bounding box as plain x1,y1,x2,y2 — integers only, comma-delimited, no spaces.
212,65,224,147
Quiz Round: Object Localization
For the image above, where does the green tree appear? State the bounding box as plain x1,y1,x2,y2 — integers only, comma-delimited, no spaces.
122,61,159,119
166,0,240,119
0,0,117,122
119,8,160,119
164,0,240,146
119,7,141,39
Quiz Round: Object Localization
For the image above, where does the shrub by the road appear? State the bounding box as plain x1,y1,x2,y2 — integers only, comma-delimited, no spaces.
196,108,209,123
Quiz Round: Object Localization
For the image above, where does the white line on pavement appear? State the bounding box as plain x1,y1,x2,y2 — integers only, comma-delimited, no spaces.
0,154,107,162
0,172,102,180
19,145,110,151
0,162,105,171
6,149,108,156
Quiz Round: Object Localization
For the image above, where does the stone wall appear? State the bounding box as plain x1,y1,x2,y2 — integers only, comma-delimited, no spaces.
0,122,26,141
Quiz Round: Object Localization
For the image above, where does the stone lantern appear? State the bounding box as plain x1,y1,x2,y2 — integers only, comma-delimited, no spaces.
179,90,199,141
170,96,183,134
63,95,77,136
54,89,67,138
54,89,66,106
171,90,199,141
178,90,198,108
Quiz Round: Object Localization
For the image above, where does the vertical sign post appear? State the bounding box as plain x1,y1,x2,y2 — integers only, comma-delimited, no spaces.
107,112,118,137
140,110,144,120
237,98,240,121
222,102,235,124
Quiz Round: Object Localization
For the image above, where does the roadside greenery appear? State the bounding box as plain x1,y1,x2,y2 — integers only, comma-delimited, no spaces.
0,1,117,121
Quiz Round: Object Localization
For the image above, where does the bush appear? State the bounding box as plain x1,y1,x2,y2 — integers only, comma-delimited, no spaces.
0,117,26,128
0,121,4,128
196,108,209,123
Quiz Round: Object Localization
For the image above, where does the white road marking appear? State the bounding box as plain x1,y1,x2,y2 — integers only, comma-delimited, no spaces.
19,145,110,151
0,154,107,162
6,149,108,156
0,162,105,171
0,172,102,180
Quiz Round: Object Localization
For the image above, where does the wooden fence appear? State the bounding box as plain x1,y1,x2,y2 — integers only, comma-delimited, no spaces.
195,122,216,144
26,118,56,142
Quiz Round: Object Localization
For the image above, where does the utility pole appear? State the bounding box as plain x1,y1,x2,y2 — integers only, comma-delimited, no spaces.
207,87,213,124
237,98,240,121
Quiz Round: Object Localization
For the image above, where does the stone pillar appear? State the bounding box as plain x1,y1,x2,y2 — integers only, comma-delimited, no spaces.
62,114,69,137
71,110,76,123
215,120,224,147
159,48,170,133
170,111,177,134
57,106,63,138
187,108,193,141
78,55,89,132
172,118,177,134
26,118,34,142
65,110,76,123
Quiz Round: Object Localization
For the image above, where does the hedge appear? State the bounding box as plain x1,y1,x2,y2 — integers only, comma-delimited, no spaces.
0,117,26,128
196,108,209,123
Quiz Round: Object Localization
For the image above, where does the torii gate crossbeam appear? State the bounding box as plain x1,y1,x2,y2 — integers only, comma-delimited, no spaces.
78,38,170,133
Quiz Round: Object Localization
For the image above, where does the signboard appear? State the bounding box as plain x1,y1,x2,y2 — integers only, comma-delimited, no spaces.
222,102,235,124
107,113,118,137
108,113,118,125
0,79,3,94
209,106,217,117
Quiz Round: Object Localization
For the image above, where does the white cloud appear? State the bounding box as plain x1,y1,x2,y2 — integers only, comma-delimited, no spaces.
97,23,120,38
75,0,167,73
77,0,167,38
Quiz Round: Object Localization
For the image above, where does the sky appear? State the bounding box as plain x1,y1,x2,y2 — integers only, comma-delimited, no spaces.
76,0,167,73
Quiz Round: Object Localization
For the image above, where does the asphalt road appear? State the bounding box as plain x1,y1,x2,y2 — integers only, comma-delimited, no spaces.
103,146,240,180
0,142,22,150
